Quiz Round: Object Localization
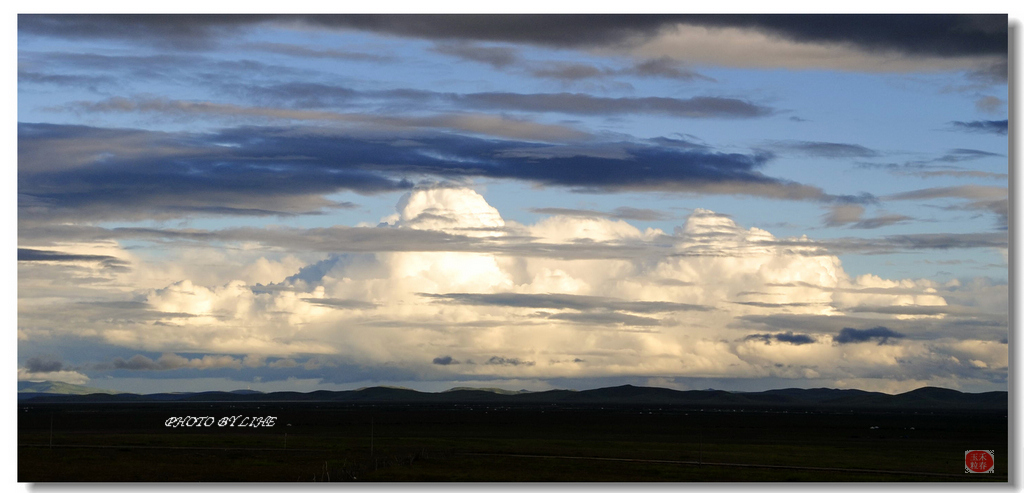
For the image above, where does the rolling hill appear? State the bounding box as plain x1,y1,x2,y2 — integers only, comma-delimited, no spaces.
16,381,1007,411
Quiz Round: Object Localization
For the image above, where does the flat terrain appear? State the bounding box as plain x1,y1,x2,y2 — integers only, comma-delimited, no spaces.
18,401,1008,482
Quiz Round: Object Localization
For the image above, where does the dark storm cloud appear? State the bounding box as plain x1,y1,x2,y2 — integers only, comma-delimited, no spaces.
528,207,672,221
25,355,64,373
20,122,848,222
834,326,906,345
421,293,711,314
743,332,816,345
949,119,1008,135
21,15,1005,58
432,356,460,365
769,141,880,158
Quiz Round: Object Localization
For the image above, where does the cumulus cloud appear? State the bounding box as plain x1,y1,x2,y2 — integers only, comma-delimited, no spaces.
16,188,1008,390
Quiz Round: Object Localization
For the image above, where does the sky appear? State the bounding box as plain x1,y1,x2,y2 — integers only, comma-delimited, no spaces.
15,14,1011,395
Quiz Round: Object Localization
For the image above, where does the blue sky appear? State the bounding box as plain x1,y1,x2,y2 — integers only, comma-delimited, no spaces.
16,14,1010,394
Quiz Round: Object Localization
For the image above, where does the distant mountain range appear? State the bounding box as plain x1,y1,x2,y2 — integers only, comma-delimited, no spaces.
17,381,1007,411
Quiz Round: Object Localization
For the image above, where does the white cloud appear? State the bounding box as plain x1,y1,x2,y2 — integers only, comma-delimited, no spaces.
18,368,90,385
16,188,1007,389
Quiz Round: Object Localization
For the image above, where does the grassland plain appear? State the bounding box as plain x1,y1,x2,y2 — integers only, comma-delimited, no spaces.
18,401,1007,482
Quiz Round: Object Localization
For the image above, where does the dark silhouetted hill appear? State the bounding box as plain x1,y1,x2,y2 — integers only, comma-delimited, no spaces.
18,381,1006,411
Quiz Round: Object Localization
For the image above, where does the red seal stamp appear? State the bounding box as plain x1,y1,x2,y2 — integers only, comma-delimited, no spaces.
965,450,994,473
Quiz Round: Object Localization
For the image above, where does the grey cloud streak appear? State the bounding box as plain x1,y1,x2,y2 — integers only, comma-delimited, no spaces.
743,332,816,345
432,42,711,82
95,86,772,120
420,292,712,313
18,248,130,271
949,119,1008,135
528,207,672,221
769,140,880,158
886,185,1007,228
545,312,662,328
738,313,1006,343
822,205,913,229
751,232,1007,256
21,122,860,224
19,219,1008,267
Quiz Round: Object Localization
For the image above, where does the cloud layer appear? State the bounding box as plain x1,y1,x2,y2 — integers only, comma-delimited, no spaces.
18,188,1008,392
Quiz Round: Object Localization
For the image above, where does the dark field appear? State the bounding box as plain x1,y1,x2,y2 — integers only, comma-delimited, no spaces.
19,401,1008,482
